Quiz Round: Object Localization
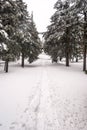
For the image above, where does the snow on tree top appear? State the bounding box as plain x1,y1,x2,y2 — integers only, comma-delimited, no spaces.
0,30,8,39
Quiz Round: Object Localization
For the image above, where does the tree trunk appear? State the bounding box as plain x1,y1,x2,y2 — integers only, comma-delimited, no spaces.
60,57,62,61
83,44,86,71
66,27,69,67
4,60,9,73
76,57,78,62
21,52,24,67
83,12,87,71
66,52,69,66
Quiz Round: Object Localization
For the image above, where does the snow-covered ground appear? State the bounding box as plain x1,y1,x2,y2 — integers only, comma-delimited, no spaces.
0,53,87,130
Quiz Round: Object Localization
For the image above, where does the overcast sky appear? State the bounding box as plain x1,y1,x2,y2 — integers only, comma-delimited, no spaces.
23,0,57,32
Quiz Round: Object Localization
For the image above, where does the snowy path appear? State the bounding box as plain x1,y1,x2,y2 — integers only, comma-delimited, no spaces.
36,69,59,130
0,53,87,130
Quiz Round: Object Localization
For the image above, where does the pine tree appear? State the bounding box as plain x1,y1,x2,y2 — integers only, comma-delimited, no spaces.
44,0,85,69
16,1,42,67
44,0,76,65
76,0,87,71
69,15,83,62
0,0,20,72
15,0,31,67
28,12,42,63
0,0,42,71
71,0,87,71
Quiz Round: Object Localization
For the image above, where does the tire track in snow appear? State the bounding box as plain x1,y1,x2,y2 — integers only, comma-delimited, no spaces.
13,57,60,130
20,58,60,130
36,70,48,130
36,67,60,130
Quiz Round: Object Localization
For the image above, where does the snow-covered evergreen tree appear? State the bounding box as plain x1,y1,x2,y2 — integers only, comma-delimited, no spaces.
15,1,42,67
0,0,20,72
0,20,8,57
44,0,85,69
0,0,42,71
44,0,76,65
15,0,31,67
67,0,87,70
75,0,87,71
28,12,42,63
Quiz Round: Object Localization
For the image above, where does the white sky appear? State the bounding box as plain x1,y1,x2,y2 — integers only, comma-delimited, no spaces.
23,0,57,32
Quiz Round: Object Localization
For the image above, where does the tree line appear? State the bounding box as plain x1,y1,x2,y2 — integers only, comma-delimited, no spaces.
0,0,42,72
43,0,87,72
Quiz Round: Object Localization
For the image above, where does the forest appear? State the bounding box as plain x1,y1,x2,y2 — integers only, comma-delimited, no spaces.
0,0,87,73
0,0,42,72
44,0,87,72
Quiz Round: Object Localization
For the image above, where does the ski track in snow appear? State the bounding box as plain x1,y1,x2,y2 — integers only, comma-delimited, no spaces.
16,58,60,130
0,53,87,130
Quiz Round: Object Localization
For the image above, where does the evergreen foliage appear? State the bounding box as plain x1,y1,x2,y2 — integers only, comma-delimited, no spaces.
0,0,20,72
0,0,42,71
44,0,87,70
27,12,42,64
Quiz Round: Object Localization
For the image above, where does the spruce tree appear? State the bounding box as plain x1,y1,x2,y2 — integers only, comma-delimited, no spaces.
76,0,87,71
28,12,42,63
0,0,20,72
0,0,42,71
44,0,76,65
15,0,31,67
44,0,84,68
71,0,87,70
16,1,42,67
